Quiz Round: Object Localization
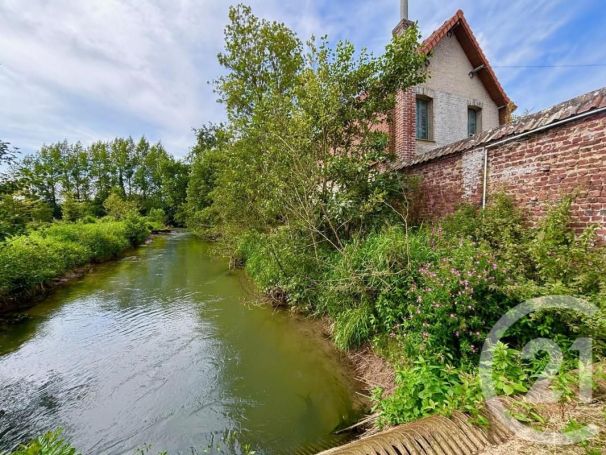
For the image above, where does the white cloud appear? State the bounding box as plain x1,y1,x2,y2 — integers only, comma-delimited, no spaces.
0,0,603,157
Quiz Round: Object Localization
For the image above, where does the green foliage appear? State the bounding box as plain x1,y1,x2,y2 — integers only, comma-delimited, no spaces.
370,195,606,425
147,208,167,227
124,215,150,246
182,125,229,237
0,218,149,299
237,228,326,308
0,140,18,190
320,227,433,348
9,137,188,226
3,430,78,455
482,342,529,397
333,304,375,350
372,356,484,427
103,193,140,220
235,191,606,426
187,4,427,250
402,238,505,361
61,193,91,222
0,193,53,241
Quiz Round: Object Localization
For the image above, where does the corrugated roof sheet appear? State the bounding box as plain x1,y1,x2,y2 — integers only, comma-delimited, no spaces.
395,86,606,169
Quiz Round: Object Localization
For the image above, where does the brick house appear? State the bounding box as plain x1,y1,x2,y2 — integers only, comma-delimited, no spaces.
385,3,606,239
390,4,515,167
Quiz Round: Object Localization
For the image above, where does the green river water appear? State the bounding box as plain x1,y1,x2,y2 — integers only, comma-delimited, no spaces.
0,233,362,454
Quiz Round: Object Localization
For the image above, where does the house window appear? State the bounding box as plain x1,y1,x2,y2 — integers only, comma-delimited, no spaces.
468,107,481,136
416,97,432,140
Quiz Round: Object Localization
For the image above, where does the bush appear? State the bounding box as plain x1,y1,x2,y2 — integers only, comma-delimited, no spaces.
5,430,78,455
319,227,434,348
372,355,483,427
237,228,327,308
232,193,606,426
370,195,606,426
124,215,150,246
147,208,167,227
61,195,91,222
0,218,150,298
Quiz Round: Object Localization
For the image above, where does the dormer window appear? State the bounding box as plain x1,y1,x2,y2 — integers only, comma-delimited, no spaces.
416,96,433,141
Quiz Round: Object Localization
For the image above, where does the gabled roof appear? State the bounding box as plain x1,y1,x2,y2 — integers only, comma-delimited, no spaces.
422,10,512,112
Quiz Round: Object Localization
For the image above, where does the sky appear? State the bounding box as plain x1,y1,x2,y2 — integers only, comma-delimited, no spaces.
1,0,605,158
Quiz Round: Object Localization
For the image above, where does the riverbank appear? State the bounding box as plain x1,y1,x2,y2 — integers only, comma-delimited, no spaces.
0,233,363,453
231,195,606,437
0,218,153,314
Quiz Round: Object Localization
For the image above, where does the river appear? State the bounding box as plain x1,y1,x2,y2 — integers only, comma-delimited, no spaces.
0,233,362,454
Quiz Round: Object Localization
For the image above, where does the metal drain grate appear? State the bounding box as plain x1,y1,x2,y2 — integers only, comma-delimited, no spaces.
318,412,512,455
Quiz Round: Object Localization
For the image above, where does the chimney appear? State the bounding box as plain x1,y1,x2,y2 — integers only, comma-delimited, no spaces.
400,0,408,20
393,0,414,36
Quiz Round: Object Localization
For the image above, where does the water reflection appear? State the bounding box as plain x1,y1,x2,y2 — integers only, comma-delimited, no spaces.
0,233,361,454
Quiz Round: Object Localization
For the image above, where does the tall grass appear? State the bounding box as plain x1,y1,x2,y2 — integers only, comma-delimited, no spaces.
0,217,150,299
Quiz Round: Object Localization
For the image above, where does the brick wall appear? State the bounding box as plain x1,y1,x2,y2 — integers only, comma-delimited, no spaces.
393,88,416,163
404,111,606,238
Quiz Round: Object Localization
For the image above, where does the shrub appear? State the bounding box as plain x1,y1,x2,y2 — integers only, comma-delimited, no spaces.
0,218,149,299
372,355,484,427
5,429,78,455
61,195,91,222
402,238,509,362
147,208,167,227
319,226,434,348
124,215,150,246
237,228,327,308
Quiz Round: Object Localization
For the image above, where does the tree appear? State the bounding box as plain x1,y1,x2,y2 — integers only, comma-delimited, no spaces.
103,192,139,220
88,140,115,215
19,143,65,218
110,137,136,197
189,5,427,249
62,142,91,202
0,140,18,194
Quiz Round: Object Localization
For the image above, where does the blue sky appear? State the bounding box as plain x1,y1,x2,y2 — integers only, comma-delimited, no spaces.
1,0,605,158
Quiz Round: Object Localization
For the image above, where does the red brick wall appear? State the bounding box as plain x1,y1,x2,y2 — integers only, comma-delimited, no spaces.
404,112,606,238
393,88,416,164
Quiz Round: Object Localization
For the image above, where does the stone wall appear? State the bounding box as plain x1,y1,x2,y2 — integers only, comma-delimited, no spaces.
404,110,606,238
